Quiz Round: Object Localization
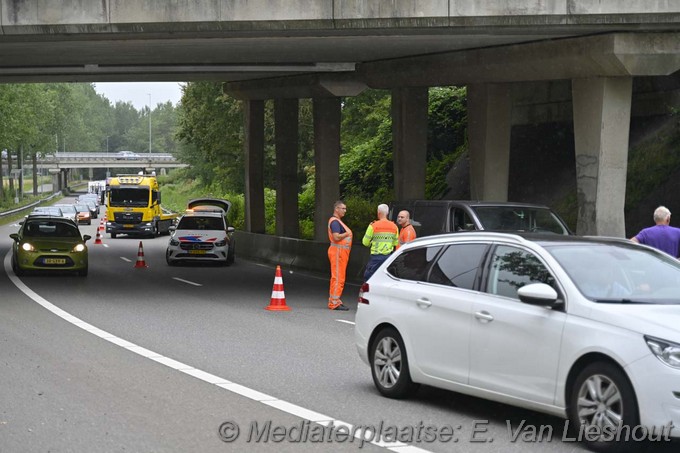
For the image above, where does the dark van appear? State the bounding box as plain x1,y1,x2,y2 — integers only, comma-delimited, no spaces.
389,200,572,237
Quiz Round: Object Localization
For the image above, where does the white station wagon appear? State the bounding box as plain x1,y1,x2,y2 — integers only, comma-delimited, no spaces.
355,232,680,452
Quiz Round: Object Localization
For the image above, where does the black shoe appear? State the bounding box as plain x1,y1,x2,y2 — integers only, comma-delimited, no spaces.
333,304,349,311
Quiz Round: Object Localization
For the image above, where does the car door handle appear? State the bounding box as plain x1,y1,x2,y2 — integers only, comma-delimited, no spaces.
474,311,494,323
416,298,432,308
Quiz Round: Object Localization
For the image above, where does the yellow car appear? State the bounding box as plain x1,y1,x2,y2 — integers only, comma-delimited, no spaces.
10,216,91,277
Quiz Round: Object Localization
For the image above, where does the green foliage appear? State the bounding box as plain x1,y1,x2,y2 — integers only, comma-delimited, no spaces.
175,82,244,192
338,87,468,201
341,196,381,244
625,126,680,209
426,145,465,199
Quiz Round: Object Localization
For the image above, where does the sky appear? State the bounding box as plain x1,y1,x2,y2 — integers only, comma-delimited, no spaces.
93,82,184,111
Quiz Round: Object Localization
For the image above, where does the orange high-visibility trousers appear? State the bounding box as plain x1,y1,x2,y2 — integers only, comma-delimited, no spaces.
328,243,351,309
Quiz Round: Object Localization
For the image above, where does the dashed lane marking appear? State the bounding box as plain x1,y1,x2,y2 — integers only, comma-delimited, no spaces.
172,277,202,287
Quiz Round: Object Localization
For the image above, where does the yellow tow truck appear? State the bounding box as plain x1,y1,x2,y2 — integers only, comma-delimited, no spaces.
105,173,177,238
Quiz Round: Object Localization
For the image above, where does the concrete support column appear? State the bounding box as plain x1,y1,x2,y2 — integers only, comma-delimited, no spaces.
572,77,632,237
275,99,300,238
392,87,428,200
313,97,342,241
243,100,266,234
467,83,512,201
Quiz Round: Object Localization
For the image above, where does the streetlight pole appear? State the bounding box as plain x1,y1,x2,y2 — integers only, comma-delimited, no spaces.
148,93,152,155
106,136,110,178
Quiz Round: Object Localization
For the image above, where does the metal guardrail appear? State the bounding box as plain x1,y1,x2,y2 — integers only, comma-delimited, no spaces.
0,191,62,219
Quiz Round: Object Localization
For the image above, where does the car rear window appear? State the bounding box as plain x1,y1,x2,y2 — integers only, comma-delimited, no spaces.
386,246,442,281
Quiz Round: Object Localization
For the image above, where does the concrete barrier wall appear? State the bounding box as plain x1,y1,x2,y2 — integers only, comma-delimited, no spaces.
234,230,369,284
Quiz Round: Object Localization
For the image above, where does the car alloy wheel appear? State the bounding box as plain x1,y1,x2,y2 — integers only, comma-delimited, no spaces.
569,362,639,453
370,328,418,399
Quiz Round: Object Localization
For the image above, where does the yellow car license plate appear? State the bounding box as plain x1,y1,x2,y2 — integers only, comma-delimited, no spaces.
124,224,134,228
44,258,66,265
189,250,206,255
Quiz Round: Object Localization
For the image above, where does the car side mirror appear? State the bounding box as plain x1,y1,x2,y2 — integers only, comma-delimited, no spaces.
10,233,19,241
83,235,92,242
168,226,176,232
517,283,560,307
227,226,235,233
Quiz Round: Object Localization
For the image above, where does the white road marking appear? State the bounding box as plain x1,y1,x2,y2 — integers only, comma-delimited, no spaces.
172,277,202,287
120,257,132,262
336,320,355,325
3,251,430,453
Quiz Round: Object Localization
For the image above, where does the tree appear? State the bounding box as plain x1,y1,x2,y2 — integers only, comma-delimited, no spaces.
175,82,244,192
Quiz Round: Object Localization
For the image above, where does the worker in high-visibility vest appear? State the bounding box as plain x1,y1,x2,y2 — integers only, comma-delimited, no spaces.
328,200,352,311
362,204,398,281
396,210,417,249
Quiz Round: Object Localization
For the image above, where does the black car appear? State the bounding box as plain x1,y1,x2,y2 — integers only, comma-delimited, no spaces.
389,200,572,237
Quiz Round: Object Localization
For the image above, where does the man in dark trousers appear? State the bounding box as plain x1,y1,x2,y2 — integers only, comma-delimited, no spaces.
362,203,398,281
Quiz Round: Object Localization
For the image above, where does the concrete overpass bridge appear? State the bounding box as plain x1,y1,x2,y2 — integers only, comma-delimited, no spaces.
1,1,680,237
1,152,187,192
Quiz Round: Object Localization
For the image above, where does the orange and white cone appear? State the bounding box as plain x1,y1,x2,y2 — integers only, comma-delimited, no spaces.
134,241,148,268
98,219,105,231
94,229,103,245
265,265,291,311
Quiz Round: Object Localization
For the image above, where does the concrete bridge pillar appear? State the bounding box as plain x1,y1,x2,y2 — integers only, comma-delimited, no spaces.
392,87,428,200
243,100,266,234
275,99,300,238
313,97,342,241
467,83,512,201
572,77,632,237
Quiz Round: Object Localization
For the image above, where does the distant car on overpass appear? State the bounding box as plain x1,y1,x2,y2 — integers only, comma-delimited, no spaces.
115,151,140,161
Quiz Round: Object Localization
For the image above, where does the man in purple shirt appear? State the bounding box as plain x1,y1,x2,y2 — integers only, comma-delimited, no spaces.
631,206,680,257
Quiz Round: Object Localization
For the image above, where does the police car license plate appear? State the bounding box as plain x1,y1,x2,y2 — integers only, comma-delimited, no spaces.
44,258,66,265
189,250,206,255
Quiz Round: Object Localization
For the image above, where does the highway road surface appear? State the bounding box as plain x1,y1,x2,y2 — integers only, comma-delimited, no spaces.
0,198,675,452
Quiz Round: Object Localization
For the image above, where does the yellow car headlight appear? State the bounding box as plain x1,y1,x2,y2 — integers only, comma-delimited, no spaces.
21,242,37,252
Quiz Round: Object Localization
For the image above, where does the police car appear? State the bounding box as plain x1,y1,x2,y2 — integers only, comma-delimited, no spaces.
165,198,235,266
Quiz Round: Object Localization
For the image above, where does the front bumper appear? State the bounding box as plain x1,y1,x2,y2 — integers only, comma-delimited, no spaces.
626,353,680,437
166,243,229,262
15,250,88,271
107,221,154,236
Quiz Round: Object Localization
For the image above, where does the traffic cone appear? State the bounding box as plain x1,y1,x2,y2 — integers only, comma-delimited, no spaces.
94,229,103,245
98,219,105,231
265,265,291,311
134,241,148,268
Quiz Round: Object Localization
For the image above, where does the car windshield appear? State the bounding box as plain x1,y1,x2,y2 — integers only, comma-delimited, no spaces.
545,243,680,304
109,188,149,207
24,221,80,238
473,206,568,234
177,216,224,230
